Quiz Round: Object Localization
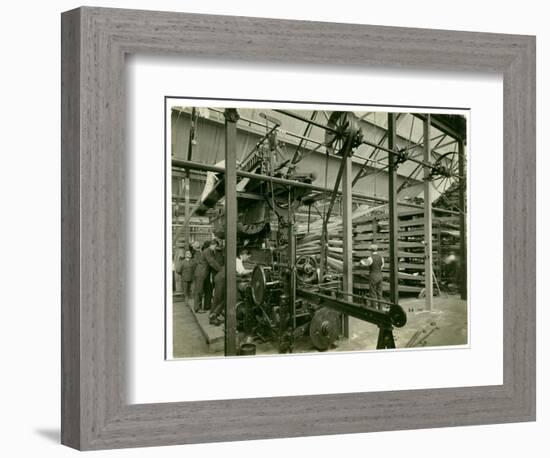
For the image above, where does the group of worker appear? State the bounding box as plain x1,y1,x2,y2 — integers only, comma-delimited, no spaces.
174,239,254,327
175,240,384,328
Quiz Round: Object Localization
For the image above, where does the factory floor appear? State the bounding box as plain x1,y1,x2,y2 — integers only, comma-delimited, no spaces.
171,294,468,359
172,295,210,358
336,295,468,352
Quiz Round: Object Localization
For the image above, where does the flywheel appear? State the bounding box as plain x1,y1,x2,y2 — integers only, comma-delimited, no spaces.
309,307,341,351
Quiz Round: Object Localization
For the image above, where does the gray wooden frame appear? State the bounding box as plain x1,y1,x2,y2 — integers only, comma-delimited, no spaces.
61,6,536,451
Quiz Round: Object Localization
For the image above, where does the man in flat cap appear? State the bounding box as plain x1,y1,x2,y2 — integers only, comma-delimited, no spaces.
359,244,384,310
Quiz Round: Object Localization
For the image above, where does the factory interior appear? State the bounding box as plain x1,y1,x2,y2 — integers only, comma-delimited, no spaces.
170,105,468,358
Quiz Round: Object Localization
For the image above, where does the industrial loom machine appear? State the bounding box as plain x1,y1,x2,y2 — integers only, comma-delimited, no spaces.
187,109,409,353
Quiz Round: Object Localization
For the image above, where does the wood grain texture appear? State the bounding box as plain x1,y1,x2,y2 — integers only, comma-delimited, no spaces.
60,7,81,450
60,6,536,450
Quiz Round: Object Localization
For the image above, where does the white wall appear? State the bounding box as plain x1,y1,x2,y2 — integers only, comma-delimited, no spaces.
0,0,546,456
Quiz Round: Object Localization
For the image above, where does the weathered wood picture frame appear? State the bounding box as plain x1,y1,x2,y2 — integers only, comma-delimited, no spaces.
61,6,536,450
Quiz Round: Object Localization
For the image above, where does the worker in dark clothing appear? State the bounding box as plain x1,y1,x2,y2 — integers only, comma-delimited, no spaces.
211,241,225,281
360,244,385,310
177,250,196,306
193,240,213,313
203,239,223,276
209,269,225,326
190,240,201,260
189,241,201,296
199,239,223,314
209,242,225,326
173,253,183,293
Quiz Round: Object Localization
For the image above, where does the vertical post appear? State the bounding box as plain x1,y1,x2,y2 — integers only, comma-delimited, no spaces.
319,222,327,280
458,139,467,300
224,108,239,356
436,220,442,282
288,191,297,341
387,113,399,304
341,152,352,338
423,115,433,311
184,108,196,250
184,174,190,248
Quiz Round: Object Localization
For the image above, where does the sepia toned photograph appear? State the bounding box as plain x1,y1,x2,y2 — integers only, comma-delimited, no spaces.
167,100,467,358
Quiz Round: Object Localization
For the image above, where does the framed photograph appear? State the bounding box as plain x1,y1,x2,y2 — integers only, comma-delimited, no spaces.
61,6,536,450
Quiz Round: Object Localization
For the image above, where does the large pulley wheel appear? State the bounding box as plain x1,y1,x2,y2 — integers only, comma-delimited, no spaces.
296,255,318,284
251,265,271,306
430,151,459,180
309,307,341,351
325,111,362,155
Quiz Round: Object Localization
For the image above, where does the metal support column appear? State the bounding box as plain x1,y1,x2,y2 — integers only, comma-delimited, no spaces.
224,109,239,356
184,108,196,250
319,134,355,280
341,152,352,338
387,113,399,304
423,115,433,311
288,190,297,351
458,140,467,300
184,176,190,248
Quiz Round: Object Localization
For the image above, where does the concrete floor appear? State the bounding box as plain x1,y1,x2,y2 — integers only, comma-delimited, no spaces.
172,294,468,359
338,295,468,352
172,297,210,357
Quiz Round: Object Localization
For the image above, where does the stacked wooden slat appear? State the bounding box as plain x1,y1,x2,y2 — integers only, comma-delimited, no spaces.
296,204,386,273
296,204,460,295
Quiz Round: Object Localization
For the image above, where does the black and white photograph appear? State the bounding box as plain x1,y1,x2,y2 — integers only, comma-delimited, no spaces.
168,101,468,358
